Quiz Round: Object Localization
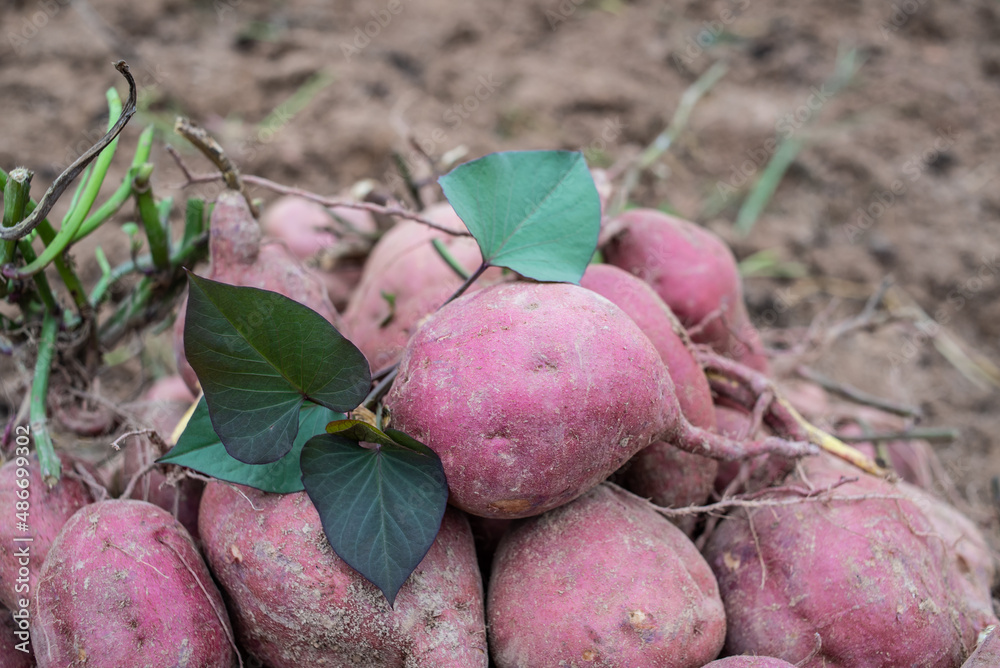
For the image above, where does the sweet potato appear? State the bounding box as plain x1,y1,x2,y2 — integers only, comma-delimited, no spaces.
580,264,718,533
487,483,726,667
579,264,715,429
603,208,769,373
259,195,377,308
702,658,797,668
32,500,234,668
0,607,33,668
123,376,203,539
386,281,808,519
712,403,792,495
963,625,1000,668
173,191,341,393
342,202,507,370
702,454,998,667
198,481,488,667
0,453,92,611
897,482,997,621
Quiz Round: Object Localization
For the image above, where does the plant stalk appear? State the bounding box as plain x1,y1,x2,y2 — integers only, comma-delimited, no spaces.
133,163,170,270
30,310,61,483
1,167,33,269
13,88,124,278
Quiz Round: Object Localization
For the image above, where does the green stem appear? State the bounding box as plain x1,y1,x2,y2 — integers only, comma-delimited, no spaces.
133,163,170,270
181,198,205,252
16,240,58,313
835,427,959,444
72,166,139,242
30,310,60,483
73,125,154,243
1,167,33,272
12,88,123,278
34,220,89,320
61,164,93,227
441,261,489,308
431,238,470,280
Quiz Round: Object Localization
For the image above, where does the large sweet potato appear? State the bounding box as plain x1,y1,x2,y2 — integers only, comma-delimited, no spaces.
341,202,506,370
702,658,797,668
487,483,726,667
32,500,234,668
603,208,769,373
386,281,808,519
963,625,1000,668
198,481,488,667
0,453,92,611
173,191,340,393
702,454,998,667
580,264,718,533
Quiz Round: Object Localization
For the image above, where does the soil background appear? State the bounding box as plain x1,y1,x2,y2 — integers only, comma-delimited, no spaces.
1,0,998,583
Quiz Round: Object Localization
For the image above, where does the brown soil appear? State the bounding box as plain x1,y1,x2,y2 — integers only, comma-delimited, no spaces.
1,0,998,593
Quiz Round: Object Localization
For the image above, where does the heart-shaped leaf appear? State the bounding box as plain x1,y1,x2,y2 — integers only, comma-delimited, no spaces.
300,422,448,606
438,150,600,283
158,397,342,494
184,273,370,464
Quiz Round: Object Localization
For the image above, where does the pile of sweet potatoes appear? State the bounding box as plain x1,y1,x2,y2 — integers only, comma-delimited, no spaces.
7,196,996,668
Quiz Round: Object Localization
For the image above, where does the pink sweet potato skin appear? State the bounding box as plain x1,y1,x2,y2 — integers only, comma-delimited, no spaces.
487,483,726,668
259,195,377,308
32,500,233,668
579,264,714,430
342,202,507,371
603,209,769,374
580,264,718,533
0,454,92,611
198,482,488,667
703,455,997,667
124,377,203,539
1,608,34,668
385,281,673,518
174,191,341,393
123,436,204,541
897,482,997,622
962,625,1000,668
702,657,796,668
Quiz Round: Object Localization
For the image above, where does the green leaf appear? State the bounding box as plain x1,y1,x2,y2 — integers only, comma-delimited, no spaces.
158,397,342,494
184,274,370,464
300,424,448,606
438,150,601,284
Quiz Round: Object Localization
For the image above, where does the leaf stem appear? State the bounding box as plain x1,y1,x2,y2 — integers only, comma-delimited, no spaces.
441,261,488,308
133,163,171,270
363,366,399,410
431,238,470,280
30,310,60,483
